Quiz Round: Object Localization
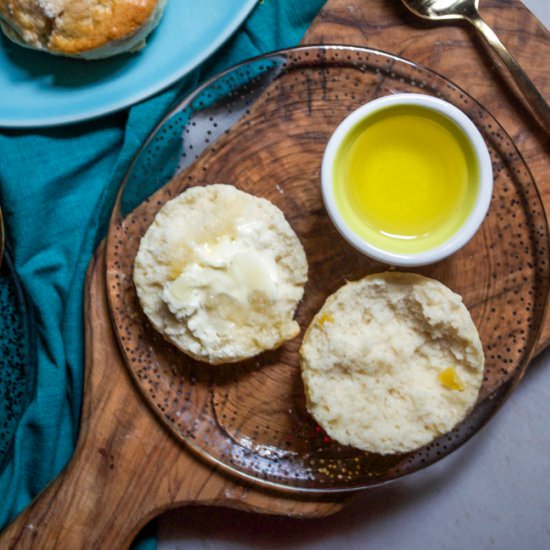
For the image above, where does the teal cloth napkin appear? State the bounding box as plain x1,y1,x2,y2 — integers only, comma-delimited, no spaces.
0,0,324,546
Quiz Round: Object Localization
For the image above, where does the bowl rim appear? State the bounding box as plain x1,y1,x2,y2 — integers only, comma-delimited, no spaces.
321,92,494,266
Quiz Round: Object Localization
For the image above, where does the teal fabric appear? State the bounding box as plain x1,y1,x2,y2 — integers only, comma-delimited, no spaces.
0,0,325,547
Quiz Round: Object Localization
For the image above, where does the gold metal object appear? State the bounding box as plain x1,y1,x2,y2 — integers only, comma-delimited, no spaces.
400,0,550,133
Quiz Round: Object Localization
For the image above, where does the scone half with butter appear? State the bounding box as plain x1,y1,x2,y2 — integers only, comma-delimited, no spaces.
300,272,484,455
134,184,308,365
0,0,166,59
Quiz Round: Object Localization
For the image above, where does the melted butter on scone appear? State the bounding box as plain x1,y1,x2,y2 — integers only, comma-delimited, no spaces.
134,184,308,365
162,226,280,331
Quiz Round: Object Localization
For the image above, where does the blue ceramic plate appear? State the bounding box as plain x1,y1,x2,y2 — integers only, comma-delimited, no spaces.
0,0,257,128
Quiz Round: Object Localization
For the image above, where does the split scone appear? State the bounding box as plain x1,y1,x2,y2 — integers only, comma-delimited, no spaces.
134,184,308,365
0,0,167,59
300,272,484,455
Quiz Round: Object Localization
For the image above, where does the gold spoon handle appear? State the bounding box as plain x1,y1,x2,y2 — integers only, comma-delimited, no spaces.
468,13,550,133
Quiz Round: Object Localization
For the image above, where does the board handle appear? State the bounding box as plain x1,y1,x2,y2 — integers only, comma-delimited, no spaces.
0,444,343,549
0,442,153,549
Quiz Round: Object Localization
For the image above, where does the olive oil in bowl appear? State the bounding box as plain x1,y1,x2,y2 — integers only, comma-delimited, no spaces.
332,104,479,255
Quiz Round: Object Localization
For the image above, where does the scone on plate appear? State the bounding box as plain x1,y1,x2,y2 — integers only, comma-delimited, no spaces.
0,0,167,59
300,272,484,455
134,184,308,365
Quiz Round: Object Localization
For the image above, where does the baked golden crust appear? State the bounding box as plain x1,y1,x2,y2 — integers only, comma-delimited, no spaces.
0,0,161,56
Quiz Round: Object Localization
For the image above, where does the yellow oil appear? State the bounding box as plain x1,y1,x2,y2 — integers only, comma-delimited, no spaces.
333,105,479,254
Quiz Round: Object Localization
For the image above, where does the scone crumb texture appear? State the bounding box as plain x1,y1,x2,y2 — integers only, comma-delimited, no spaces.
300,272,484,454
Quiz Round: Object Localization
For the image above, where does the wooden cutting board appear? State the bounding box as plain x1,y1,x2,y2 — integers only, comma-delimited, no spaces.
1,1,549,548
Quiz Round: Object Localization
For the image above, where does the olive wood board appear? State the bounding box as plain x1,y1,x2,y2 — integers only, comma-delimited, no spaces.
1,0,549,548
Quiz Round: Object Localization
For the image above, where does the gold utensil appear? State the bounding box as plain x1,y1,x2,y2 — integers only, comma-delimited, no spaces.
400,0,550,133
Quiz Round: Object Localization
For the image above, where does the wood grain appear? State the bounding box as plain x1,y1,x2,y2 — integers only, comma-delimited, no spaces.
302,0,550,352
0,248,345,549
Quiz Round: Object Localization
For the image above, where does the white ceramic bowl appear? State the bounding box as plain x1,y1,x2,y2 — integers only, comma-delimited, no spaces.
321,93,493,266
